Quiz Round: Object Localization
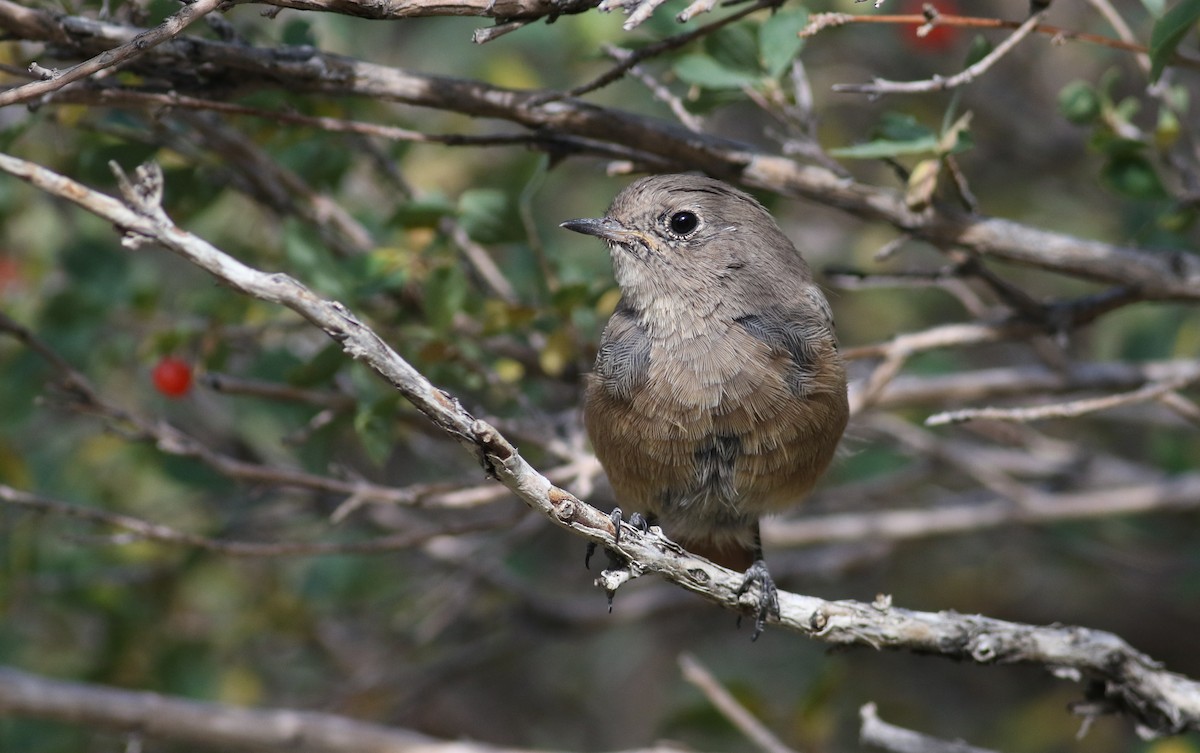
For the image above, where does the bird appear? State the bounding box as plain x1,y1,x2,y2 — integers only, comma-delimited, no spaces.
561,174,849,639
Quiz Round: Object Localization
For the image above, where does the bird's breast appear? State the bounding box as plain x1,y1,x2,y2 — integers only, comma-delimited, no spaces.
585,320,846,541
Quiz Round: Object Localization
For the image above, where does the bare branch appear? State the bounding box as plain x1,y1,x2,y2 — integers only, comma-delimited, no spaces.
860,358,1200,412
0,665,705,753
603,44,705,133
0,0,225,108
926,372,1200,426
859,702,1000,753
0,484,503,557
801,10,1200,70
532,0,771,104
250,0,598,21
766,471,1200,547
833,11,1046,95
679,653,800,753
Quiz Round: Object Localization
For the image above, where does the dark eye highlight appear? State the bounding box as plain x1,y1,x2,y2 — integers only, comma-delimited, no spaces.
668,210,699,236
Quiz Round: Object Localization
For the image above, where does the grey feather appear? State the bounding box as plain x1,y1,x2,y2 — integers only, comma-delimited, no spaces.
735,310,824,396
593,300,651,401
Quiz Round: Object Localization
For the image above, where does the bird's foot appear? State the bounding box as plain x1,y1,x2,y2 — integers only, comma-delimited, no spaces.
585,508,650,612
735,559,780,641
584,507,649,568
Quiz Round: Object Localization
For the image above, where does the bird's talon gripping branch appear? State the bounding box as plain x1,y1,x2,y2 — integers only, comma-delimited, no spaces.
610,506,625,547
585,507,629,570
736,559,781,641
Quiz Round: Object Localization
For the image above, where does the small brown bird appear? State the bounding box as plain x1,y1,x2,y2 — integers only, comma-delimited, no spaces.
562,174,849,638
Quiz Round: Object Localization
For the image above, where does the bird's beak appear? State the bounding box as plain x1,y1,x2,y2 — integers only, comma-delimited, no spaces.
560,217,641,244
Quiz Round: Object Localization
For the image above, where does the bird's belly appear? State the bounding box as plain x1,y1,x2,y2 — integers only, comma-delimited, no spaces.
590,335,838,533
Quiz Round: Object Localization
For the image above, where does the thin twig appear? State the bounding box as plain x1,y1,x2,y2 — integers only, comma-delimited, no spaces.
1079,0,1148,72
678,653,800,753
832,12,1046,95
530,0,772,104
604,44,705,133
925,373,1200,426
203,372,356,409
859,703,1000,753
0,485,502,557
767,471,1200,547
0,0,225,108
802,10,1200,70
856,358,1200,411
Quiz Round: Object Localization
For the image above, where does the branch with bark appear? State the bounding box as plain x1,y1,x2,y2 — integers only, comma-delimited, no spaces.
0,665,704,753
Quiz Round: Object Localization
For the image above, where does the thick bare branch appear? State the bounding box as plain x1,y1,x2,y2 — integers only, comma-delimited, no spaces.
0,665,703,753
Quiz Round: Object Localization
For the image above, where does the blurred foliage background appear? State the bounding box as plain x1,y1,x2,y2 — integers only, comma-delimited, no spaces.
1,0,1199,751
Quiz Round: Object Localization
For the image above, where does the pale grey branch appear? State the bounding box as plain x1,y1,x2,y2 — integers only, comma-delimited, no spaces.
0,665,703,753
859,703,1000,753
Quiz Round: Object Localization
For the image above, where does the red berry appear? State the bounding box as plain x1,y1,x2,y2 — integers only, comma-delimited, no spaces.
152,356,193,398
898,0,960,52
0,257,20,290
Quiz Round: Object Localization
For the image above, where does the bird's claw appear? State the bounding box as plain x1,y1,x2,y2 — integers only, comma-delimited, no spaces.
735,559,780,641
586,508,652,612
586,507,650,568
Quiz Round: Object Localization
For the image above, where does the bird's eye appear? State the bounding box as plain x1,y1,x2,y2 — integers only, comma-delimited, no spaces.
667,210,699,236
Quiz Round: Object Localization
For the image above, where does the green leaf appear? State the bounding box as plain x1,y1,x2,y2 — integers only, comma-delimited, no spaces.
391,194,455,229
673,54,761,90
833,110,972,160
830,136,941,159
1150,0,1200,81
1058,81,1101,125
424,265,468,331
876,112,937,142
283,221,347,298
704,23,759,75
759,8,809,78
832,113,943,159
354,396,400,466
963,34,993,67
281,19,317,47
287,342,346,387
1102,153,1167,199
457,188,514,243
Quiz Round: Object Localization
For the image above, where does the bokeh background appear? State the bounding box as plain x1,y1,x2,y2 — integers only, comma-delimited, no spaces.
1,0,1198,751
